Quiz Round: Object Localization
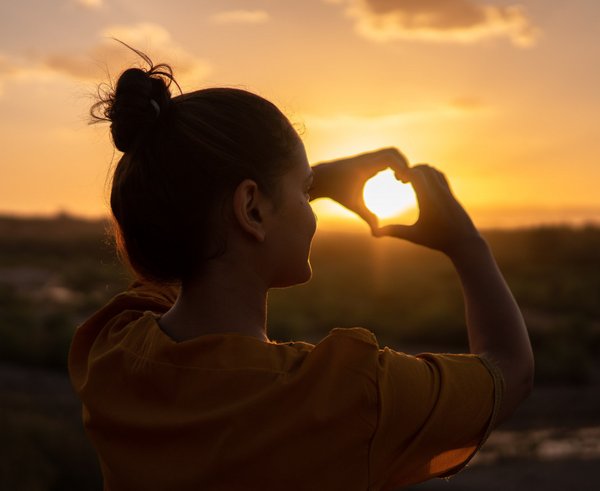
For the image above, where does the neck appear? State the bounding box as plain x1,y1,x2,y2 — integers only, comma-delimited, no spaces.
158,257,269,343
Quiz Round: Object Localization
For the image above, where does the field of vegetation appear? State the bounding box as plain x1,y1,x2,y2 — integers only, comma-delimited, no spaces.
1,214,599,490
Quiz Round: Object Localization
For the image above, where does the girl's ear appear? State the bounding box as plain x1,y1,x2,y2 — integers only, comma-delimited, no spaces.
232,179,268,242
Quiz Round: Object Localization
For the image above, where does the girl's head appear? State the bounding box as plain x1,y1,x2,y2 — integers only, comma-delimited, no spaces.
94,50,315,286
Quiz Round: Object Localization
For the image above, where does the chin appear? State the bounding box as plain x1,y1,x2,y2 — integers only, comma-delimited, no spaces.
272,262,312,288
296,263,313,285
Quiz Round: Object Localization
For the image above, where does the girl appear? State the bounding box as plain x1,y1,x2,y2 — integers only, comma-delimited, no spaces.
69,52,533,490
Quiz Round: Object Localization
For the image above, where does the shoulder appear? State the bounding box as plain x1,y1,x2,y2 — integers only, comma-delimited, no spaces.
311,327,381,365
79,279,178,332
321,326,379,347
68,280,178,384
297,327,381,382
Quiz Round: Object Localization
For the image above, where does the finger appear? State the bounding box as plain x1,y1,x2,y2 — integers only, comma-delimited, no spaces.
373,224,417,242
433,168,448,185
359,148,410,181
356,207,379,233
406,165,434,206
411,164,454,203
376,148,410,181
417,166,459,211
431,168,455,197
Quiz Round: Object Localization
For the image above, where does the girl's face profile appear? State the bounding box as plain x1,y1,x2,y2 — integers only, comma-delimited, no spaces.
266,140,317,288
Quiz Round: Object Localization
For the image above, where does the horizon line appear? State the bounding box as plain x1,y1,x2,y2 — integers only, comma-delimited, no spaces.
1,208,600,232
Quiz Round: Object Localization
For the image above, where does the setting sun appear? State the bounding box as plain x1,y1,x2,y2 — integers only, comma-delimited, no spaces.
363,169,418,219
0,0,599,227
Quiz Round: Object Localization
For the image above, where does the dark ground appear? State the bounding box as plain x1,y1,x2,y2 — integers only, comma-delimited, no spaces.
1,218,598,489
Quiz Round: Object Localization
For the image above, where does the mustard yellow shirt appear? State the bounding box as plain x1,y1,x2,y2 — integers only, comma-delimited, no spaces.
69,281,503,491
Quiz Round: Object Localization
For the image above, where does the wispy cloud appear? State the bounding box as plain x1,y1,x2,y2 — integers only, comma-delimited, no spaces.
0,54,19,78
74,0,104,10
210,9,270,25
329,0,540,47
450,96,485,110
0,23,212,97
303,103,485,130
0,53,62,97
102,23,212,83
45,23,212,84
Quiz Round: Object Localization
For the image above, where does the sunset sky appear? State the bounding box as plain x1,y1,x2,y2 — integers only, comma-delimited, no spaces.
0,0,598,229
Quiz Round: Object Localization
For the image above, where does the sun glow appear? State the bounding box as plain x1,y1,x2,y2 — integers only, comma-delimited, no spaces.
363,169,418,219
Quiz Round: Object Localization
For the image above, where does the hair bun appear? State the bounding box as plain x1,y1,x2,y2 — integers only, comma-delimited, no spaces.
107,68,170,152
90,43,177,152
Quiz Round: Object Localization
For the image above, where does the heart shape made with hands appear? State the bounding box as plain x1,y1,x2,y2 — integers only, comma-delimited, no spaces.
362,168,419,225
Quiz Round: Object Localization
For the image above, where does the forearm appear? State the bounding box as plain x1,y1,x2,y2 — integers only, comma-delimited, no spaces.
450,237,534,421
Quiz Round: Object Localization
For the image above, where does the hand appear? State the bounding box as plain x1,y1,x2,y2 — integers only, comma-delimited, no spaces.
374,164,483,257
311,148,409,233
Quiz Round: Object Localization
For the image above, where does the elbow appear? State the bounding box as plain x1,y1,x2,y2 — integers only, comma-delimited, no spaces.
517,345,535,399
514,365,534,408
520,355,535,401
494,353,535,426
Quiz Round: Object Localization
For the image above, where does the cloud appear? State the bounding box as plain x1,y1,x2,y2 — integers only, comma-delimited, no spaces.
43,23,212,85
0,53,55,80
74,0,103,9
210,9,270,25
331,0,540,47
0,54,19,77
450,96,484,110
0,53,63,97
303,105,474,132
0,23,212,98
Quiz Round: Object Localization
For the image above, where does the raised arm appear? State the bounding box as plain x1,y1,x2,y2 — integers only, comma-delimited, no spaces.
376,164,534,424
310,150,533,424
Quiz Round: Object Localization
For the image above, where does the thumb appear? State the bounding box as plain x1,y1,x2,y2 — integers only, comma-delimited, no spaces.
373,224,417,242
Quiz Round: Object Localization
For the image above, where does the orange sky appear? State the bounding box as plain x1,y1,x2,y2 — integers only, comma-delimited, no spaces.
0,0,598,229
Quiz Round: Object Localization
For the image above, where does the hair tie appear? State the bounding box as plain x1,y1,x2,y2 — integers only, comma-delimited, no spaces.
150,99,161,117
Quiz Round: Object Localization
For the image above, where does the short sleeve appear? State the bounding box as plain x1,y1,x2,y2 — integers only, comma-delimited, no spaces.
368,348,504,490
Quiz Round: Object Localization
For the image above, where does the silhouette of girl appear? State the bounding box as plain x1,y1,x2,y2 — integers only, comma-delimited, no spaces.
69,49,533,490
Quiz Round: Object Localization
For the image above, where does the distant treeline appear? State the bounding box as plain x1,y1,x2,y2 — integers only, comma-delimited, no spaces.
0,214,598,384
